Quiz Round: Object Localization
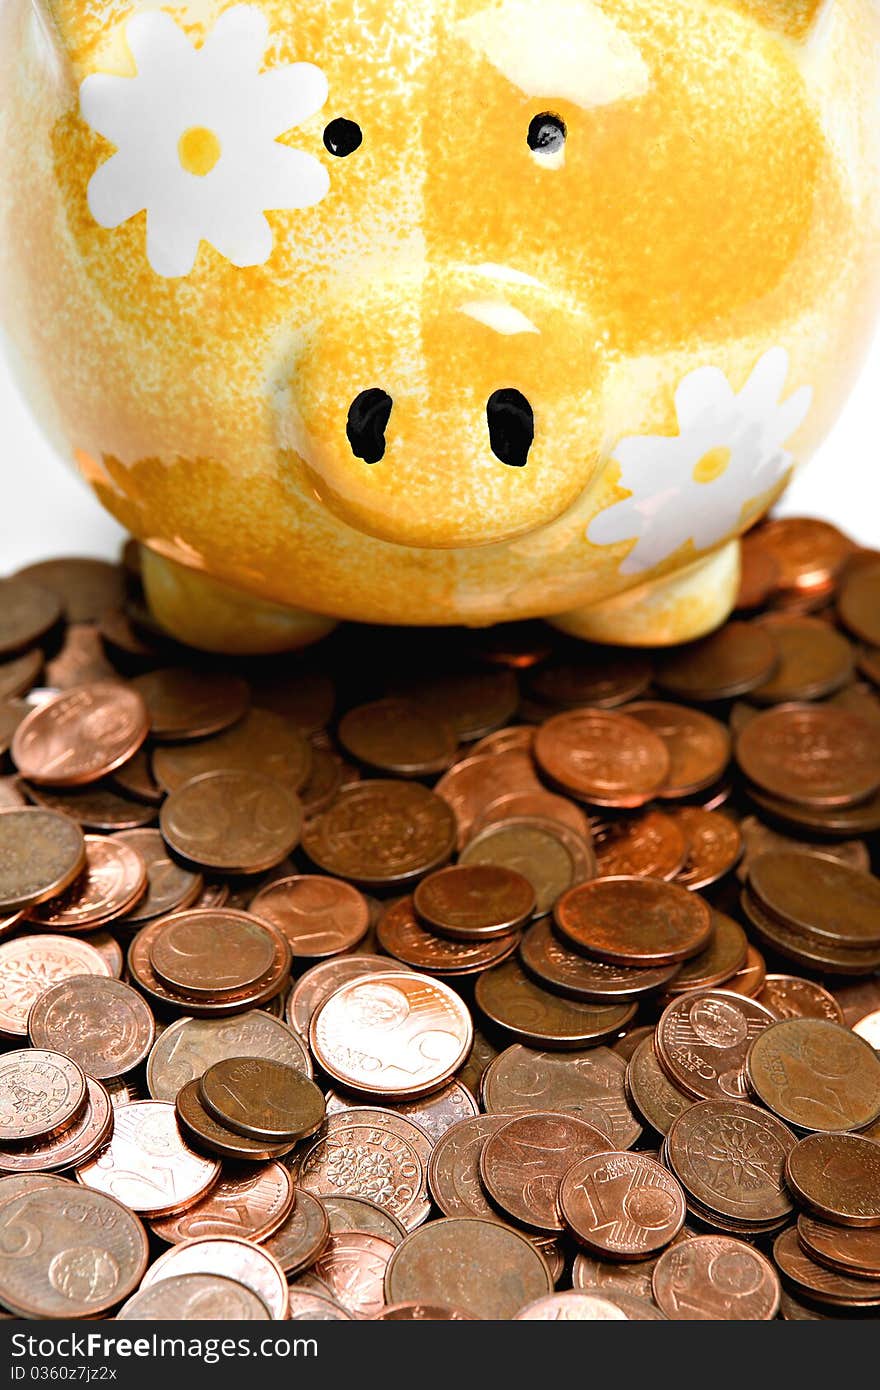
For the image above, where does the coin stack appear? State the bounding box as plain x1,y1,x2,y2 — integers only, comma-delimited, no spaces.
0,520,877,1321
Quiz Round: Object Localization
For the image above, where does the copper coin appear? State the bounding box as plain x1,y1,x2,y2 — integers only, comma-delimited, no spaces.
786,1133,880,1227
146,1010,310,1103
798,1216,880,1279
626,1037,694,1136
0,649,42,701
80,923,125,973
0,1049,86,1141
285,955,412,1040
0,933,112,1037
200,1057,325,1142
515,1292,629,1320
150,1162,295,1244
459,817,595,916
758,975,845,1024
287,1289,353,1319
0,578,61,656
746,1019,880,1132
376,896,518,975
151,706,311,794
750,616,854,702
147,908,286,996
114,828,203,926
337,698,456,777
737,706,880,808
117,1272,271,1320
671,808,743,890
666,1098,796,1222
555,877,712,967
475,958,636,1050
312,970,472,1099
748,781,880,837
140,1235,288,1319
248,875,369,958
748,851,880,948
307,1231,395,1318
656,990,775,1101
290,1109,432,1231
757,517,854,595
741,886,880,977
160,770,303,875
45,625,117,691
470,726,535,756
414,864,535,940
480,1111,613,1233
130,668,249,741
375,1302,473,1319
838,561,880,647
321,1194,408,1246
612,1023,656,1062
519,916,680,1001
28,975,155,1079
471,788,592,844
30,834,146,929
435,750,541,848
392,666,519,742
627,701,731,799
661,911,748,996
526,647,652,709
384,1217,552,1320
0,1076,112,1174
652,1234,780,1320
534,709,670,808
12,682,149,786
428,1114,515,1220
571,1229,694,1303
112,745,163,806
559,1150,686,1258
740,818,870,882
14,558,126,624
656,621,779,700
772,1225,880,1307
299,745,343,816
592,809,688,881
76,1100,220,1216
23,780,157,831
263,1189,330,1275
0,1174,148,1319
482,1045,642,1148
0,808,86,913
302,780,456,887
175,1080,295,1161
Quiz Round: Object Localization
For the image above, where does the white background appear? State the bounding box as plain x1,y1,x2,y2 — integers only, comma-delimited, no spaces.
1,331,879,571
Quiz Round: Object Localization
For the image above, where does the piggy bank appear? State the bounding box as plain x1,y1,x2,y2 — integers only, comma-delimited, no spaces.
1,0,879,651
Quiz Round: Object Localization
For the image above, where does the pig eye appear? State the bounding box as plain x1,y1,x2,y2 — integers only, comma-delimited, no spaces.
323,118,363,157
527,113,566,155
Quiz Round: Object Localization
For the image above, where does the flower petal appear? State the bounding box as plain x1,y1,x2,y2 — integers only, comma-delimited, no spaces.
674,364,734,432
200,4,270,75
206,207,274,267
145,205,202,278
80,73,138,147
86,151,146,228
251,64,329,138
244,142,330,211
125,11,196,79
737,346,790,416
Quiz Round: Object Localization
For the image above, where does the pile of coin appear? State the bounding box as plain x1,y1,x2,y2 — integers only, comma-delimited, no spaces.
0,521,877,1320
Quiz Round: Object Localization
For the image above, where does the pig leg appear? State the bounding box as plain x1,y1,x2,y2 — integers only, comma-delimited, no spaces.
548,539,741,648
140,547,337,654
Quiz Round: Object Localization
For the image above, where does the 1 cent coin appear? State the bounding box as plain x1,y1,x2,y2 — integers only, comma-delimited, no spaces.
149,1162,295,1244
248,876,369,958
0,809,86,912
797,1216,880,1279
652,1234,780,1320
12,683,149,786
175,1080,295,1161
737,706,880,807
376,896,519,976
475,958,637,1049
519,916,680,1002
160,770,303,875
413,864,535,940
772,1225,880,1308
534,709,670,807
199,1057,325,1142
130,668,249,741
559,1150,686,1258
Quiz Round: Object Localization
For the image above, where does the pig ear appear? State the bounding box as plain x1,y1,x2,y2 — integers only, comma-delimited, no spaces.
737,0,835,43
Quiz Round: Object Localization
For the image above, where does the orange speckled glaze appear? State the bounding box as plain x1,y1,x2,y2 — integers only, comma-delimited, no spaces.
1,0,878,650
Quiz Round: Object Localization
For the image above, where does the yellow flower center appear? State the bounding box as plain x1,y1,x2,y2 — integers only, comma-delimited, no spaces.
178,126,222,177
692,445,732,485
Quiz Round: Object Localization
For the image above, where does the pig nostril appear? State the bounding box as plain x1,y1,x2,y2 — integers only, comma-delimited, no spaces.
486,389,534,468
346,389,393,464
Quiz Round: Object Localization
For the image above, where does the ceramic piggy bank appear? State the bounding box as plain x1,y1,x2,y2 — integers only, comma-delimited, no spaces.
1,1,879,651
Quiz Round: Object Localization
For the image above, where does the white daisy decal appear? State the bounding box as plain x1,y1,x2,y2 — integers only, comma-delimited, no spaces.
80,5,329,277
587,348,813,575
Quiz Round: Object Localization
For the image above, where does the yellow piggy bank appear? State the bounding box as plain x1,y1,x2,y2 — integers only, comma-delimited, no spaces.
1,0,878,651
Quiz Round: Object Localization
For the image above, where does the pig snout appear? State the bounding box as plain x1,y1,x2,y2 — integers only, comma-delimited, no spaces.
284,266,605,551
